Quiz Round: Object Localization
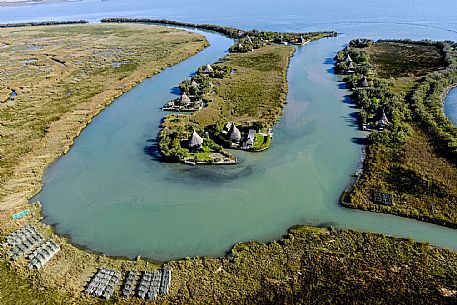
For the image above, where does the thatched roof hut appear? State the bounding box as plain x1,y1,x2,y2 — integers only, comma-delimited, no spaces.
348,61,354,69
229,124,241,142
377,111,390,128
360,76,369,87
191,80,199,88
298,35,305,44
188,130,203,149
204,64,213,73
344,54,353,63
178,93,191,105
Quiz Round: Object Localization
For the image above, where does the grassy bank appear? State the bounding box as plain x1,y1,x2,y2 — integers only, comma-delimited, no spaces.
0,23,208,210
165,225,457,304
2,225,456,304
335,39,457,227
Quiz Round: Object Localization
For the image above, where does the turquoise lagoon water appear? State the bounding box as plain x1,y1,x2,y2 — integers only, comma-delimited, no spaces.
1,0,456,260
445,88,457,126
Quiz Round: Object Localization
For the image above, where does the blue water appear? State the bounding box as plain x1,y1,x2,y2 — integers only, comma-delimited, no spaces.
2,0,456,260
445,87,457,125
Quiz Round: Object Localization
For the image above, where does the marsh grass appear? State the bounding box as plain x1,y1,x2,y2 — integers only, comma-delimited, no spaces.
0,23,207,208
165,225,457,304
339,40,457,227
0,23,206,301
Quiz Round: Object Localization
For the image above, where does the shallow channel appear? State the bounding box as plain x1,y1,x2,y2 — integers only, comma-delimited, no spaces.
445,87,457,126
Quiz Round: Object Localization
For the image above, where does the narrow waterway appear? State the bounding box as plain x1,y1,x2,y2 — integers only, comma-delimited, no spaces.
34,27,457,261
445,87,457,125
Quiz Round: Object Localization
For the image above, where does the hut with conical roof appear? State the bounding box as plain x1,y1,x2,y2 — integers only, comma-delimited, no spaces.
376,110,390,129
298,35,305,45
359,76,369,88
191,80,199,88
204,64,213,73
348,61,354,69
228,124,242,143
188,130,203,149
178,92,191,106
344,54,353,63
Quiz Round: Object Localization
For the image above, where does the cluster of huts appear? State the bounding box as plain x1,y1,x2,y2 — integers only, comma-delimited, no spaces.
338,51,391,131
186,122,269,153
221,122,257,149
86,268,172,300
162,64,217,112
3,224,60,269
342,53,369,88
162,92,203,112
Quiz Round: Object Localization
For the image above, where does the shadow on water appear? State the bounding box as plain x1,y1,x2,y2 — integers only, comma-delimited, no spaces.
169,86,181,95
342,95,354,105
163,160,257,186
351,137,367,145
143,133,258,185
323,58,334,65
316,221,338,228
144,138,163,162
344,111,359,128
338,82,347,90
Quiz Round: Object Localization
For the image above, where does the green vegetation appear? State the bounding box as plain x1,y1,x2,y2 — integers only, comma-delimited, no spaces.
193,46,293,128
0,20,88,28
149,19,336,163
336,39,457,227
159,45,294,163
101,17,337,47
251,133,272,151
166,225,457,304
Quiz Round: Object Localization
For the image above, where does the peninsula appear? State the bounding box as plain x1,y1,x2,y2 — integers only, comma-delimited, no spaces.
101,18,336,164
335,39,457,227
